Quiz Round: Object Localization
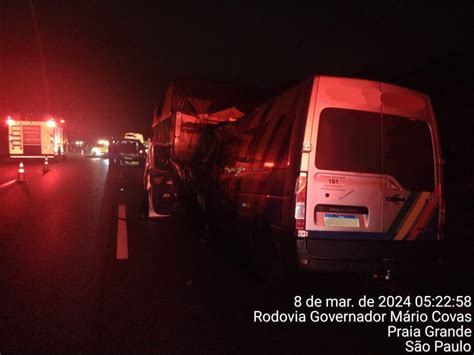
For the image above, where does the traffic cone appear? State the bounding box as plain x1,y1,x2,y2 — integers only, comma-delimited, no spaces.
17,161,26,182
43,156,50,174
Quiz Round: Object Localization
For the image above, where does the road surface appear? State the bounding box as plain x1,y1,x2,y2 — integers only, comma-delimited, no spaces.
0,157,472,354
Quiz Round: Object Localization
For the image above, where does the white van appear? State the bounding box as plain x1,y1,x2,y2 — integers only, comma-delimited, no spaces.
206,76,445,275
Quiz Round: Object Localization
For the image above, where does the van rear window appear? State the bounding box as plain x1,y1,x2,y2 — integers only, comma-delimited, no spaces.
316,108,435,192
383,115,434,191
316,108,381,174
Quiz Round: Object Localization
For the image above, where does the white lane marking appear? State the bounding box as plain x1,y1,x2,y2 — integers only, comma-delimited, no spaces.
116,204,129,260
0,179,17,190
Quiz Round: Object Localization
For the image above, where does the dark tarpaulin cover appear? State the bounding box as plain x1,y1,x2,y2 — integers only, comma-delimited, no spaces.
155,78,275,125
215,77,314,141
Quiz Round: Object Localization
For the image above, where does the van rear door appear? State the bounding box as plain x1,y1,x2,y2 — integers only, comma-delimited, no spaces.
305,77,384,237
380,83,439,240
304,77,440,240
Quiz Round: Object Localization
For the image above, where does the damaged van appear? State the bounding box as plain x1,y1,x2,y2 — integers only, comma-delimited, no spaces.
205,76,445,276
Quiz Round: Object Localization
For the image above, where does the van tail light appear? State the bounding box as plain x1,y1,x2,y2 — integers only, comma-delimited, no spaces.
295,172,307,231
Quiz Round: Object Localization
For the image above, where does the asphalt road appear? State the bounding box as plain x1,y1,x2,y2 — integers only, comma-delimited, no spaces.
0,158,472,354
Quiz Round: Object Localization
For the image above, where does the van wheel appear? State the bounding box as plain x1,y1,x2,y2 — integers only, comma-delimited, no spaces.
247,219,281,285
207,213,228,250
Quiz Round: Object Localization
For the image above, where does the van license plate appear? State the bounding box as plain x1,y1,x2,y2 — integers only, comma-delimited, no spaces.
324,214,359,227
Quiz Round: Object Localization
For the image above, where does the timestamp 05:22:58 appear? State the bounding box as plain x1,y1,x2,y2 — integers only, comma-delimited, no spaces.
376,295,471,308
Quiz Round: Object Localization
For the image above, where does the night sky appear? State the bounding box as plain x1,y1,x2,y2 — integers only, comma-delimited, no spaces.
1,1,473,140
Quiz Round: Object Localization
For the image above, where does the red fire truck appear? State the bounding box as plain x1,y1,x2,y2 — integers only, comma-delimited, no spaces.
5,113,67,159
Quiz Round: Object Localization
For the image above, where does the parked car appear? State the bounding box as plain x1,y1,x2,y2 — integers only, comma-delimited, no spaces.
109,138,146,166
90,140,109,157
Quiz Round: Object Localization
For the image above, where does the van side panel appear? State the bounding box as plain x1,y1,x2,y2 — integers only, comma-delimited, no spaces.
283,77,318,228
212,79,314,231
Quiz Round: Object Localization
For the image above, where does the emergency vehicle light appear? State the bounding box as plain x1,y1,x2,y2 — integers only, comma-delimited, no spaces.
47,119,56,128
6,117,14,126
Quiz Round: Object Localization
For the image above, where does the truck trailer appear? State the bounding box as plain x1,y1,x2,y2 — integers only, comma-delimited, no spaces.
145,78,274,217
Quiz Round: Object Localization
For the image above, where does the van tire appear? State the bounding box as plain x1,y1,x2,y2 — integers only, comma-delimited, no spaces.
247,218,284,286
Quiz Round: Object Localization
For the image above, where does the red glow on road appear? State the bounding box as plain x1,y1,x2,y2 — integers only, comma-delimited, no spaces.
116,205,129,260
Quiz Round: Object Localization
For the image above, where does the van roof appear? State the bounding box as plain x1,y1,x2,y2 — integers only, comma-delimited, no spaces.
215,75,436,141
315,75,433,121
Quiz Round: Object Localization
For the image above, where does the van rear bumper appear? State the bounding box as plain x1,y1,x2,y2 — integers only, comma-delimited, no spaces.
296,238,447,273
